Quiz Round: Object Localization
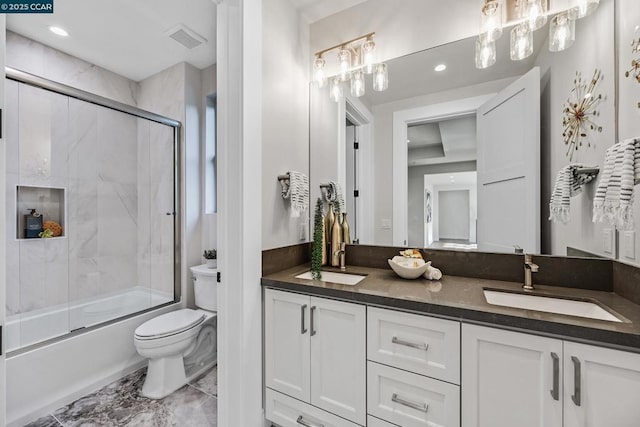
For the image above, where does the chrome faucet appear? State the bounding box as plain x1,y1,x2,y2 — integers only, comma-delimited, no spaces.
334,242,346,270
523,253,539,291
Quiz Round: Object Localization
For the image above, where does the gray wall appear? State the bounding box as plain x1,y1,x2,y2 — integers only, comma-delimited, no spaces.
438,190,470,240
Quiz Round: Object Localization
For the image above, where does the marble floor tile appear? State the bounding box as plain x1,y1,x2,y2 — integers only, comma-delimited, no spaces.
39,366,217,427
23,415,62,427
190,366,217,397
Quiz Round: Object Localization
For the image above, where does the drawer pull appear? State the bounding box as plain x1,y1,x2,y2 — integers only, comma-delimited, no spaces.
296,415,324,427
391,393,429,413
392,336,429,351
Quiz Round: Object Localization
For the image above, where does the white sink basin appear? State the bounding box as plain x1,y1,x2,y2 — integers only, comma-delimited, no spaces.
295,271,366,286
483,289,622,322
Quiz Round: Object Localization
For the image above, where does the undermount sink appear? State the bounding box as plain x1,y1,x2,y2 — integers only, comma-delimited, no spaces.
483,289,622,323
295,270,366,286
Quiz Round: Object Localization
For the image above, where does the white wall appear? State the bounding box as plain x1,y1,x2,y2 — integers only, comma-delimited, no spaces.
438,190,470,240
535,0,615,258
0,16,6,427
262,0,310,249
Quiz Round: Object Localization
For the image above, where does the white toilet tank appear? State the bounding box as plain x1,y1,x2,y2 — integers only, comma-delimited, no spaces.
190,265,218,312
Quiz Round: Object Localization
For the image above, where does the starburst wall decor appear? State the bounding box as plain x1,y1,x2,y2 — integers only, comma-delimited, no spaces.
562,69,604,161
625,36,640,108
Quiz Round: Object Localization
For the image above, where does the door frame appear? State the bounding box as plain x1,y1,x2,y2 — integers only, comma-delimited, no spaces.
0,16,6,427
392,94,493,246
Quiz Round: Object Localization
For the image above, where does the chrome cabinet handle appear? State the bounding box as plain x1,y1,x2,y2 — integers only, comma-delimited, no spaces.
296,415,323,427
391,393,429,413
310,306,317,336
301,304,307,334
392,336,429,351
550,352,559,401
571,356,581,406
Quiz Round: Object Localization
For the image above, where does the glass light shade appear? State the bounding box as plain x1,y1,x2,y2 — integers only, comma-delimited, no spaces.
510,23,533,60
314,57,326,88
475,35,497,69
549,12,575,52
329,77,343,102
522,0,547,31
362,39,376,74
373,63,388,92
350,69,365,97
337,48,352,81
568,0,599,20
480,0,503,42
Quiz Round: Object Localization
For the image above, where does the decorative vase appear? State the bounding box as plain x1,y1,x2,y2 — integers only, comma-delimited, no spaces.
342,212,351,245
325,202,335,244
206,259,217,269
321,219,327,266
331,213,343,267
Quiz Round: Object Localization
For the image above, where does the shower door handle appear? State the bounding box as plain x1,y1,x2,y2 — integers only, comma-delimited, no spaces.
166,212,176,216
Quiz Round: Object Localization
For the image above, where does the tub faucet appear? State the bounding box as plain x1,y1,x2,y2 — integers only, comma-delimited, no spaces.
334,242,346,270
523,253,539,291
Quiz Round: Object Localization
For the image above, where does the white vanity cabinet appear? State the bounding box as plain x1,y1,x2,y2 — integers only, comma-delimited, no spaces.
462,324,640,427
264,288,367,426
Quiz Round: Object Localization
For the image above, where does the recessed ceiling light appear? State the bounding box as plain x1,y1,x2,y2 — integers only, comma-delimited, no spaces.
49,26,69,37
434,64,447,72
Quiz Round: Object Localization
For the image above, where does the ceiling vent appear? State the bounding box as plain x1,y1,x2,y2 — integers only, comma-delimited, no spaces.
166,24,207,49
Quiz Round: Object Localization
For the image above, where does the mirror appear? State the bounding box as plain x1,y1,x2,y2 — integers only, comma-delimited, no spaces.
310,0,616,258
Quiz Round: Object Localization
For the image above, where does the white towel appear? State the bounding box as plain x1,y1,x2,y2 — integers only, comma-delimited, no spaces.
593,138,640,230
283,171,309,219
549,164,598,224
326,181,346,213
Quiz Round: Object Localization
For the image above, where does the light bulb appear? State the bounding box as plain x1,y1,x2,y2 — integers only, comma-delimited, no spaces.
373,63,388,92
480,0,503,42
350,69,365,97
314,56,326,88
329,77,343,102
569,0,599,20
475,34,497,69
522,0,547,31
549,12,575,52
510,23,533,60
362,39,376,74
337,48,352,82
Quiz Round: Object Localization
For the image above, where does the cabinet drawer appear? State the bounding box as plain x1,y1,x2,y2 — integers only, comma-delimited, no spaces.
367,362,460,427
367,307,460,384
266,388,362,427
367,415,399,427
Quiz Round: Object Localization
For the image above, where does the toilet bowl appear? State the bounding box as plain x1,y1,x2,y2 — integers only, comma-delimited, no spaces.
134,265,218,399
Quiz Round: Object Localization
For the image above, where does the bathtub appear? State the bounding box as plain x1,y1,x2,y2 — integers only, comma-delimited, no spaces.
6,286,173,353
6,287,181,426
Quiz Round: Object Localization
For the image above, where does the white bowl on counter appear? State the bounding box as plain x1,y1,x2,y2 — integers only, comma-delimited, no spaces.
387,256,430,279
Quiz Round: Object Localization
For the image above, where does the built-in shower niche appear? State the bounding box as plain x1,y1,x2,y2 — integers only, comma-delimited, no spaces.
16,186,65,239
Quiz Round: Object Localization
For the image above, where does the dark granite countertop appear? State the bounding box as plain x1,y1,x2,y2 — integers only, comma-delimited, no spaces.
262,264,640,353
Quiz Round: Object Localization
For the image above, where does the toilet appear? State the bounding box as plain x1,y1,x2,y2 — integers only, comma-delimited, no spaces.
134,265,218,399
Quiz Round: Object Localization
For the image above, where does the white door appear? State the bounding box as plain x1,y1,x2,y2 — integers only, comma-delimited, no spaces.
264,289,311,402
0,16,6,427
476,67,540,253
461,324,562,427
564,341,640,427
310,297,366,425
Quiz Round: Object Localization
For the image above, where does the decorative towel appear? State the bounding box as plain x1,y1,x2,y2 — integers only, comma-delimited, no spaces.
593,138,640,230
326,181,346,213
422,261,443,281
549,164,598,224
283,171,309,219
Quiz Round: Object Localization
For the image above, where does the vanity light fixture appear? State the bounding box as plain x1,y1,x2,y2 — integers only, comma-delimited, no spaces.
313,32,388,101
49,26,69,37
475,0,599,69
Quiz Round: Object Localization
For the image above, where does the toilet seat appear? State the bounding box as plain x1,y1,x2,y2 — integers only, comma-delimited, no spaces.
135,309,205,340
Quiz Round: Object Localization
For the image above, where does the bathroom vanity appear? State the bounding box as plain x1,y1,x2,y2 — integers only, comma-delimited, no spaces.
261,255,640,427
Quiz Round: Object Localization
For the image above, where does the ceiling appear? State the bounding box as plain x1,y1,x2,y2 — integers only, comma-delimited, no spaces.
408,116,477,167
7,0,216,82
